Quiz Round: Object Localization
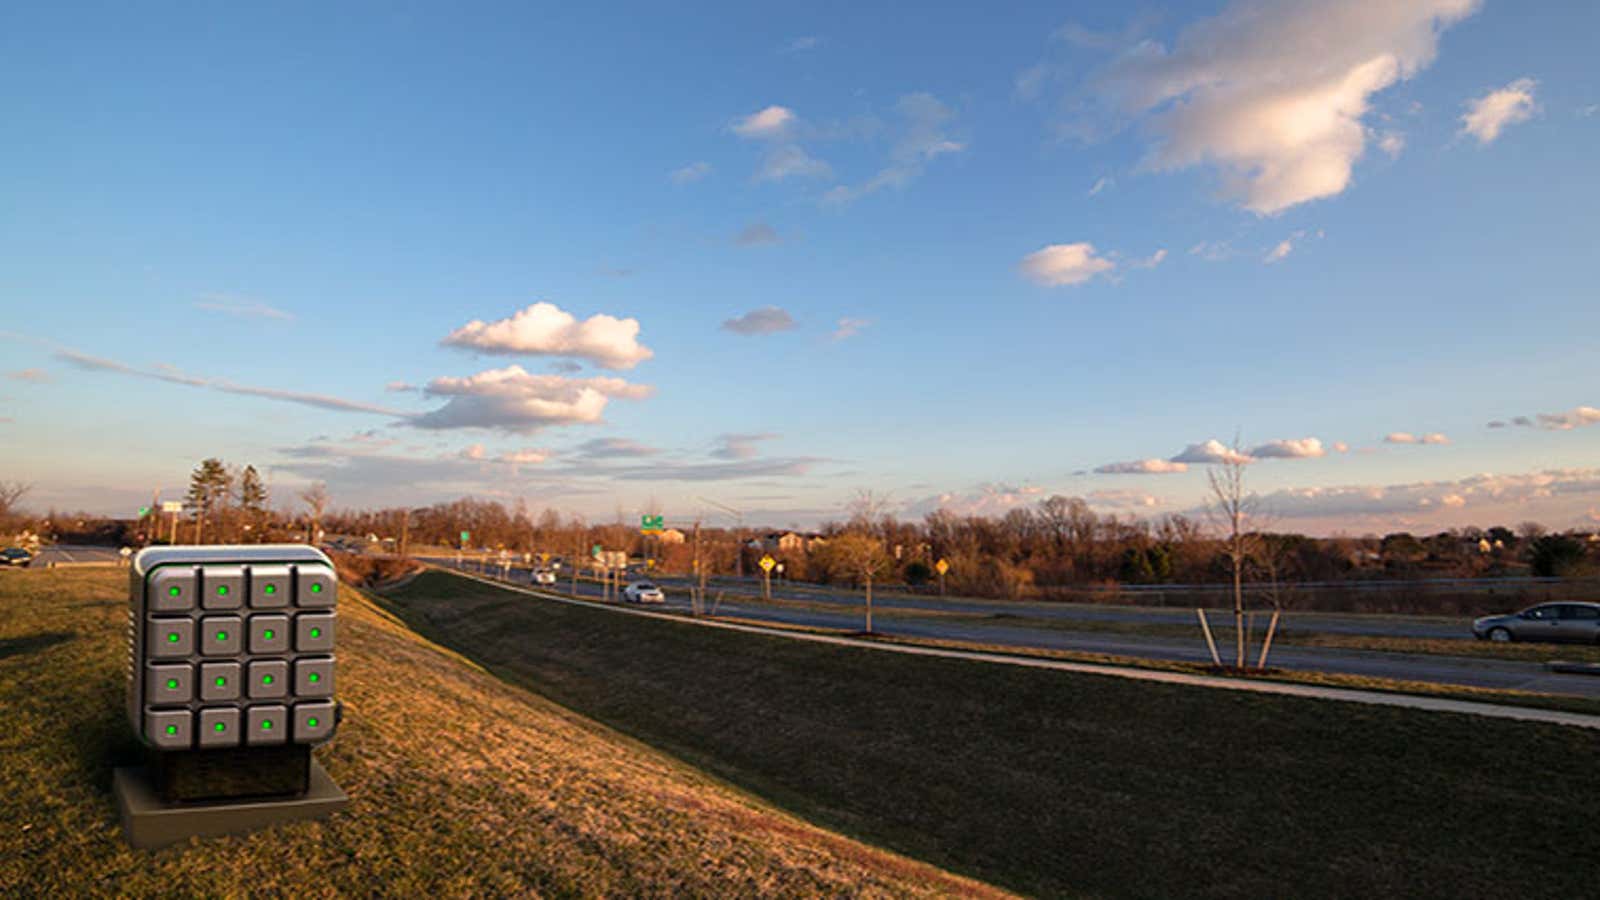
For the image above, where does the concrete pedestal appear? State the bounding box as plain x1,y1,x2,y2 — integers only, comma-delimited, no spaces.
113,758,347,849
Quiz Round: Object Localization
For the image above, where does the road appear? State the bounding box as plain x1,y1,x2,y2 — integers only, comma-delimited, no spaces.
419,556,1600,699
18,545,125,567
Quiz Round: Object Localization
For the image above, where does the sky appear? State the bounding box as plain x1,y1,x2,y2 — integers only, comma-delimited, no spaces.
2,0,1598,535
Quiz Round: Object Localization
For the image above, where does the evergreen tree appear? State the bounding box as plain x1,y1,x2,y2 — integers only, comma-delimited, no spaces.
239,465,268,541
185,458,230,543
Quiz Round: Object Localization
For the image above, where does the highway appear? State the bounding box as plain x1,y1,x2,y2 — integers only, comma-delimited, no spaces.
419,556,1600,699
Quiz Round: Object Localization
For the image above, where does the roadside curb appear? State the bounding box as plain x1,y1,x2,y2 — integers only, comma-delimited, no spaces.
1547,661,1600,676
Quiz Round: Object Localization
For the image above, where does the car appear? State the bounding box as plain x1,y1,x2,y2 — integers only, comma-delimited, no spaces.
533,569,557,585
1473,602,1600,644
0,547,33,568
622,581,665,604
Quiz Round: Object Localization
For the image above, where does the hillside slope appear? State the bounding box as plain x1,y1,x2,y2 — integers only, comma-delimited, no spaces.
0,569,1005,898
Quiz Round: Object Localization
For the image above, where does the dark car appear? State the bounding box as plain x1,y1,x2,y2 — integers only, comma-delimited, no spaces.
0,547,33,568
1473,602,1600,643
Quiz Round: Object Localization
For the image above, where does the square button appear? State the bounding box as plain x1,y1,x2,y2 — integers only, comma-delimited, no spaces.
248,614,291,655
145,662,193,705
201,565,245,610
247,660,289,699
199,661,242,701
293,656,334,698
145,709,193,750
147,616,194,658
199,615,243,656
246,705,289,746
249,565,291,609
295,613,335,652
292,701,336,743
197,707,241,748
295,565,336,608
148,567,197,613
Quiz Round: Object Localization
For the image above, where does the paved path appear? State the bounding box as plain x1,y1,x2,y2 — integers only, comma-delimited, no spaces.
429,566,1600,731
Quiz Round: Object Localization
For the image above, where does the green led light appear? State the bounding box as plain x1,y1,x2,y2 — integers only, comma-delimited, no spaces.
214,722,226,733
262,720,273,730
310,628,322,639
167,633,179,643
308,672,320,683
264,583,277,595
164,724,178,736
264,629,275,640
215,676,226,687
216,631,228,641
307,717,319,727
165,678,179,690
167,586,181,597
216,585,229,596
311,582,324,593
263,674,274,686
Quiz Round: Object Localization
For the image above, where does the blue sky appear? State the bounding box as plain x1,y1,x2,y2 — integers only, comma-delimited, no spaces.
2,1,1598,533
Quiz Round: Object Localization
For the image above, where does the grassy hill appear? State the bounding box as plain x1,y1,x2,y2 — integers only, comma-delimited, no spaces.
0,569,1004,898
377,569,1600,900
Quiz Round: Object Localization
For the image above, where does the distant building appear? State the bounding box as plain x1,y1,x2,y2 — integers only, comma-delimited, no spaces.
757,531,827,553
657,528,686,545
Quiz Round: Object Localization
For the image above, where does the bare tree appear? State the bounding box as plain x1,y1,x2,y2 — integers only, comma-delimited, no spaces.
1206,439,1256,668
0,480,30,521
839,490,895,632
301,482,329,544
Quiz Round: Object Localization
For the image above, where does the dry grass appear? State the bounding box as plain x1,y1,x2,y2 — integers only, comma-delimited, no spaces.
0,568,1008,898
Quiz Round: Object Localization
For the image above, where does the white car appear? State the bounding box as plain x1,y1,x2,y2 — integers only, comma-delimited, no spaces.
533,569,557,585
623,581,665,604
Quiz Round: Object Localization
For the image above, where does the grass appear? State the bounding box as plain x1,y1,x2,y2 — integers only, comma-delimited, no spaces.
375,569,1600,899
0,568,1005,898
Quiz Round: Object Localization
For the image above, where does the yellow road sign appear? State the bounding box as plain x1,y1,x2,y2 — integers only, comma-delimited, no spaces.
759,555,776,573
935,558,950,575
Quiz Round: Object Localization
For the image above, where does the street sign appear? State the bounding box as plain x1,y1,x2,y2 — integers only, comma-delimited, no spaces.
759,555,776,573
641,514,664,534
935,558,950,576
459,530,470,544
138,506,151,517
646,558,655,569
161,501,183,514
591,543,603,558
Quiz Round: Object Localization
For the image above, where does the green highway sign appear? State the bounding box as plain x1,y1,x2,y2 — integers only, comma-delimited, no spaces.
138,506,151,517
641,514,664,533
460,531,470,544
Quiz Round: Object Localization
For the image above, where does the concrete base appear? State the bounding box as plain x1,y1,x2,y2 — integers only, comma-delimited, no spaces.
113,759,347,849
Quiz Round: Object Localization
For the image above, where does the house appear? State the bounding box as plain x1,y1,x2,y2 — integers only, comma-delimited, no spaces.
656,528,686,545
757,532,827,553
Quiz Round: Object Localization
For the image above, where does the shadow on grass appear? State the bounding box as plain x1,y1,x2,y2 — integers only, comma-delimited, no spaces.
0,631,75,660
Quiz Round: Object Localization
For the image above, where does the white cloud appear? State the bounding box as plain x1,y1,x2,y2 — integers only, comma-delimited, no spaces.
904,483,1045,519
1245,468,1600,526
820,93,965,204
1377,131,1406,158
732,105,796,139
1092,0,1479,214
1087,489,1163,511
1422,432,1450,445
722,306,798,336
712,432,779,460
1249,437,1327,459
1385,432,1418,444
669,161,712,183
1533,406,1600,431
459,443,487,461
1332,441,1350,453
412,365,653,433
1019,243,1116,287
1088,175,1114,196
783,36,821,53
571,437,659,459
385,381,416,393
832,317,871,341
194,295,294,321
1171,439,1252,465
1264,239,1295,264
734,222,781,246
1461,77,1538,144
7,368,51,384
1131,248,1168,269
758,144,832,181
441,302,653,371
1189,240,1233,261
498,448,550,465
1095,458,1189,474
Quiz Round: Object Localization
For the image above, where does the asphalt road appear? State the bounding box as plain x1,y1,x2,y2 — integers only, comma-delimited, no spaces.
421,557,1600,699
17,544,125,567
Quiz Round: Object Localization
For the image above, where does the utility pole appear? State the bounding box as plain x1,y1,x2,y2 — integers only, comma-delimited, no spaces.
398,509,410,559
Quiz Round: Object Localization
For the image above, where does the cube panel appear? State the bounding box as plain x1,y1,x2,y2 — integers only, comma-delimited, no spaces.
129,548,339,751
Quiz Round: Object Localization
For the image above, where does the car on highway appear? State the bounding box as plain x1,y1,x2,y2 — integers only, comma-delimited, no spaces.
533,569,557,585
0,547,32,568
1473,602,1600,643
622,581,665,604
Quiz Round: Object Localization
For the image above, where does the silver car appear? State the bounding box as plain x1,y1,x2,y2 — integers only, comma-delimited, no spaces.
1473,602,1600,643
623,581,665,604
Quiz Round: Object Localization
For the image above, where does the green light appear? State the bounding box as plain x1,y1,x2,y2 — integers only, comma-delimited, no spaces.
310,628,322,639
215,676,226,687
262,674,274,686
308,672,320,683
262,720,273,730
307,717,319,727
216,585,229,596
167,586,181,597
264,583,277,595
216,631,228,641
165,678,179,690
311,582,324,593
214,722,226,733
167,632,179,643
165,724,178,736
264,629,275,640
